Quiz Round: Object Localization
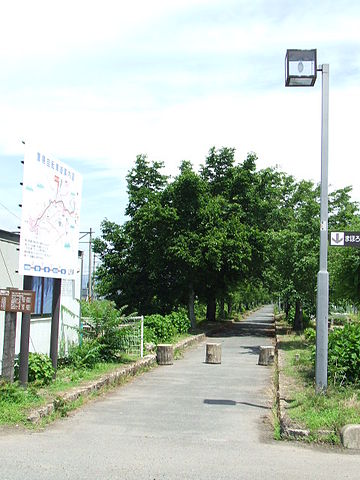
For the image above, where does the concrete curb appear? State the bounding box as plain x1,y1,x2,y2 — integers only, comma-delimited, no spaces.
340,424,360,449
175,333,206,351
275,336,311,439
27,333,207,424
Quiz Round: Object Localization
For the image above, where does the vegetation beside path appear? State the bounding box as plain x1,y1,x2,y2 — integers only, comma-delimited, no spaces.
275,313,360,445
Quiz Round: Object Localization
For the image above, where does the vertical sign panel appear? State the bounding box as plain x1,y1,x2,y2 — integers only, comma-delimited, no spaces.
19,146,82,279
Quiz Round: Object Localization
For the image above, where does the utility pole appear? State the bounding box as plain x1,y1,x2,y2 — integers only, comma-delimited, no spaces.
285,50,330,393
79,229,94,301
88,227,92,301
315,64,330,392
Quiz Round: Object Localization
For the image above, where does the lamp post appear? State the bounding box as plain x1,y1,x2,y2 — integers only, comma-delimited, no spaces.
285,49,329,393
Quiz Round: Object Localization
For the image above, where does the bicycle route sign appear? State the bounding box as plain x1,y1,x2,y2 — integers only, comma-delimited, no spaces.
329,231,360,248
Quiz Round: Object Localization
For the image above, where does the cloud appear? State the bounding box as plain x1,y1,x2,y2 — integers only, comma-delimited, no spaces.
1,0,360,235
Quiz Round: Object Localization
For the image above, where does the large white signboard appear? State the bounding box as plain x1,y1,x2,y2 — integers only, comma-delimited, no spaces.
19,146,82,279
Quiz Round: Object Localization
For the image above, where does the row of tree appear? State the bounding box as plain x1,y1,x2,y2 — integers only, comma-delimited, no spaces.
93,147,360,329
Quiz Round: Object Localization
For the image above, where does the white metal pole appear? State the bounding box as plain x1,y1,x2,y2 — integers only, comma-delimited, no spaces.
315,64,329,392
88,228,92,301
140,315,144,358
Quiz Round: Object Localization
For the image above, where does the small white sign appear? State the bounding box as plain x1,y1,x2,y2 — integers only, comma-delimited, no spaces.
330,232,345,246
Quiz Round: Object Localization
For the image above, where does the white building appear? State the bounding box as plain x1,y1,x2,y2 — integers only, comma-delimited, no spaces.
0,229,83,373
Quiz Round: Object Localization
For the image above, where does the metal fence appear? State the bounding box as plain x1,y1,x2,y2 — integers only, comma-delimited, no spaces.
81,315,144,358
117,316,144,358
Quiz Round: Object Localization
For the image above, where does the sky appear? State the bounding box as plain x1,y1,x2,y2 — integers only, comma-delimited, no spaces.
1,0,360,250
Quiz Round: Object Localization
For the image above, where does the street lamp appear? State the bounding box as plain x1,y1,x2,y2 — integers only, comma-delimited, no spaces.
285,49,317,86
285,48,329,393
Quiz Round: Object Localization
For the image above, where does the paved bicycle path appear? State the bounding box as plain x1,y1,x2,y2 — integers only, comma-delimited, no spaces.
1,305,359,479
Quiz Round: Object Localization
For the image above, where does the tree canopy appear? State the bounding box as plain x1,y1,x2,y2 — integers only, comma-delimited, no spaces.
93,147,360,328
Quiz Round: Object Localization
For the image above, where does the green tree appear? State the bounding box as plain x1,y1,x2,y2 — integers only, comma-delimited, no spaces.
264,178,319,330
94,148,260,323
94,156,174,314
328,194,360,307
163,161,206,327
125,154,168,216
95,148,360,330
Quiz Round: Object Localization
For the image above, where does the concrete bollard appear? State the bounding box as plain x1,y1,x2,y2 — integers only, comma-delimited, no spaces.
156,344,174,365
205,343,222,364
340,424,360,449
258,346,275,366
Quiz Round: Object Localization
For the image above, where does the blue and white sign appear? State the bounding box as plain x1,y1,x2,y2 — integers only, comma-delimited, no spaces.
19,146,83,279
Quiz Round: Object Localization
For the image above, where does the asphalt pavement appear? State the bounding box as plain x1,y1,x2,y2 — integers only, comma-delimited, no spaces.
1,305,359,479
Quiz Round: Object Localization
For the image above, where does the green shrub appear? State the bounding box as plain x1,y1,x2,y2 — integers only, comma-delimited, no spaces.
166,309,191,335
304,327,316,344
66,339,102,368
81,299,123,339
144,314,176,343
142,325,156,344
99,324,144,361
0,380,24,403
327,324,360,385
194,302,206,321
80,300,136,361
15,353,54,385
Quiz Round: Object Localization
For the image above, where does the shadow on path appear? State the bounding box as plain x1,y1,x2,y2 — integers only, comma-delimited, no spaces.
208,317,275,339
204,399,270,410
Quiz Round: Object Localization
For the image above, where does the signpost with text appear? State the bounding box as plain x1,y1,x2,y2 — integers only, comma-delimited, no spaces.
0,288,35,382
329,232,360,248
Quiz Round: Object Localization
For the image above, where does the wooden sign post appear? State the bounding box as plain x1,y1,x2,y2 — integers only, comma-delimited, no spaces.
0,286,35,382
50,278,62,376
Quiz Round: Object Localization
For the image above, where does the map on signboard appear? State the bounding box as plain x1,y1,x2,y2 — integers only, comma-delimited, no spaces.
19,146,83,279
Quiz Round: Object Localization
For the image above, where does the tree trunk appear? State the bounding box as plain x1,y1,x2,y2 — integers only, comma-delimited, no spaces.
188,284,196,330
206,296,216,322
294,299,304,332
285,301,290,320
227,300,233,318
219,298,225,319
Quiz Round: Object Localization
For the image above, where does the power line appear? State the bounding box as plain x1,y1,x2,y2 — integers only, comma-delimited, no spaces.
0,244,14,287
0,201,21,220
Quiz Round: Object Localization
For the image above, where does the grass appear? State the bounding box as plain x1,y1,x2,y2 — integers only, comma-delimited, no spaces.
0,384,44,425
48,354,137,394
278,332,360,444
0,355,143,428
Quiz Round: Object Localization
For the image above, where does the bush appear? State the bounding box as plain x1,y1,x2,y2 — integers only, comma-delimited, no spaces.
166,310,191,335
143,310,191,344
0,380,24,403
15,353,54,385
66,339,102,369
144,314,177,343
327,324,360,385
80,300,135,361
304,327,316,344
143,325,157,345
